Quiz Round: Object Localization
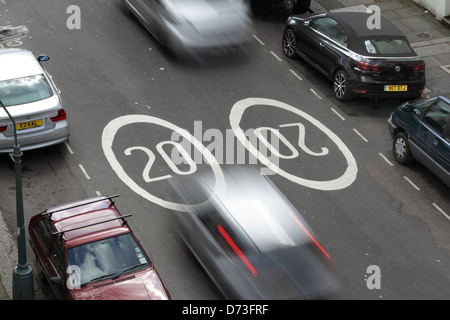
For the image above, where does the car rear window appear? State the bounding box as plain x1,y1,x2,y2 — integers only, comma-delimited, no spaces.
66,233,150,286
0,74,53,107
364,38,413,55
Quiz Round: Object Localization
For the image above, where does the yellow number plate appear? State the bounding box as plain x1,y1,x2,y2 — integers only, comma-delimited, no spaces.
384,85,407,92
16,119,43,130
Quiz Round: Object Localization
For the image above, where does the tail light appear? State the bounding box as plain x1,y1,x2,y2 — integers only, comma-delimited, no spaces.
413,61,426,71
288,211,331,260
50,109,67,122
218,224,258,277
356,61,380,72
0,125,7,132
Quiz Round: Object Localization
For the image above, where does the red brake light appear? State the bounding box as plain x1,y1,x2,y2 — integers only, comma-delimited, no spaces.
356,61,380,72
413,61,426,71
217,225,258,277
0,125,7,132
50,109,67,122
288,211,331,260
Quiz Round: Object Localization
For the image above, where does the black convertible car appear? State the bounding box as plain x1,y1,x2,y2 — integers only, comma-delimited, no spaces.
282,12,426,101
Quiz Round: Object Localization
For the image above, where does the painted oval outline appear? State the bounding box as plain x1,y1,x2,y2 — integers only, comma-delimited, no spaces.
102,114,225,211
229,98,358,191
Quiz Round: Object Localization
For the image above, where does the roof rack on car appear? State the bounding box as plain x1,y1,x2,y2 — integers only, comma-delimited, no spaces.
52,214,132,236
43,194,119,218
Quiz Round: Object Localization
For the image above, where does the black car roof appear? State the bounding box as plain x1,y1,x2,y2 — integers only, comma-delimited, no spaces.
327,12,404,38
324,12,414,55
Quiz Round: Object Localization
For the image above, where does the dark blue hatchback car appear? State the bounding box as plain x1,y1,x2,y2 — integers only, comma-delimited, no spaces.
388,96,450,187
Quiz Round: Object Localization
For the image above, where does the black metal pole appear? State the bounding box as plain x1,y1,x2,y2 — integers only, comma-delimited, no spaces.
0,100,34,299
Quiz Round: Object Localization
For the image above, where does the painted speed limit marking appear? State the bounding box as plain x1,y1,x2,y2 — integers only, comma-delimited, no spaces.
230,98,358,191
102,114,225,211
102,98,358,211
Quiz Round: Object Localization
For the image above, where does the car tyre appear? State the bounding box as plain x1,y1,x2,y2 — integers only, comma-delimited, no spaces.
393,132,414,164
333,69,353,102
282,29,297,59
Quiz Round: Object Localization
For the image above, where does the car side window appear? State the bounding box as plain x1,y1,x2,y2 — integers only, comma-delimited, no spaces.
50,236,65,278
309,17,347,47
422,100,450,135
442,124,450,142
35,218,54,255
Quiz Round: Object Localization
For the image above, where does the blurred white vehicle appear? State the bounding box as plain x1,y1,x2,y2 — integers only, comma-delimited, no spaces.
121,0,253,62
171,166,338,299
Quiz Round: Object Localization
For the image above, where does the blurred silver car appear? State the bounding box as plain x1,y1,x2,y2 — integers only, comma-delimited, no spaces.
0,49,69,153
171,166,337,299
121,0,253,61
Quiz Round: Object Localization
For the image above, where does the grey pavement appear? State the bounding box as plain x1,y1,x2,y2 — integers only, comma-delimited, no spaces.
0,0,449,300
0,208,16,300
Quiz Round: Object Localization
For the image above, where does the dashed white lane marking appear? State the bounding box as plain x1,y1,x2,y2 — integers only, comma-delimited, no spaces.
404,176,420,190
270,51,282,62
290,69,303,81
353,128,368,143
79,164,91,180
378,153,394,166
310,88,322,99
331,108,345,121
253,35,265,46
432,203,450,221
64,141,74,154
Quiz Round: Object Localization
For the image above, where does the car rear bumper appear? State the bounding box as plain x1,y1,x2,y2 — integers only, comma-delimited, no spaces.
0,120,70,153
349,73,426,99
350,81,426,99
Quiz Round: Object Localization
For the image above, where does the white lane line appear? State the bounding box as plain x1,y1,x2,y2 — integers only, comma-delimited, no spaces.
79,164,91,180
96,191,102,196
378,152,394,166
290,69,303,81
64,141,74,154
353,128,368,142
270,51,282,62
253,35,265,46
310,88,322,99
432,203,450,222
404,176,420,190
331,108,345,121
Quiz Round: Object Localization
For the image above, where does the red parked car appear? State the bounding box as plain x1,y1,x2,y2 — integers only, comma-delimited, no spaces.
28,195,171,300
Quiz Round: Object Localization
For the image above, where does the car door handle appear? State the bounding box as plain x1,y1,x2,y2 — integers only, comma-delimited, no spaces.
433,139,439,146
319,42,325,47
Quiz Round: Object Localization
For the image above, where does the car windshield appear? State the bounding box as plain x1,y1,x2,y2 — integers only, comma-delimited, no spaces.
0,74,53,107
66,233,150,286
364,38,413,55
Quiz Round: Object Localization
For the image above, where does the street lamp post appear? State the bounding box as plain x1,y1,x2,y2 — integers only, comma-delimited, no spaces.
0,100,35,300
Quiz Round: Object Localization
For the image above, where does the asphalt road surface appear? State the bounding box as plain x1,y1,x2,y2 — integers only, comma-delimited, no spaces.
1,0,449,300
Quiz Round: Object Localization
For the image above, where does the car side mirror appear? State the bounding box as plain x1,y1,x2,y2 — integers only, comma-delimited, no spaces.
37,54,49,62
50,276,63,286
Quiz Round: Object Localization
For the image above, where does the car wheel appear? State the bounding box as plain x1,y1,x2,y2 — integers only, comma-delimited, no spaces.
393,132,414,164
333,69,353,102
282,29,297,59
